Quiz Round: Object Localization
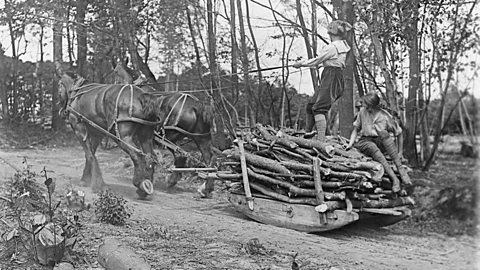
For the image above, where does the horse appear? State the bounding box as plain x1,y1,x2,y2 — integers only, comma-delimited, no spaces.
57,68,159,198
141,91,216,197
110,63,216,197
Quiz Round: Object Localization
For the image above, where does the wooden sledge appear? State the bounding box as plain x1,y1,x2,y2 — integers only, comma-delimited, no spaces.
227,191,412,232
354,206,412,227
227,191,359,233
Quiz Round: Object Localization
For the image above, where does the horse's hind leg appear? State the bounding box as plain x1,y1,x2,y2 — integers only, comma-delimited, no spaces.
195,138,215,197
166,152,187,188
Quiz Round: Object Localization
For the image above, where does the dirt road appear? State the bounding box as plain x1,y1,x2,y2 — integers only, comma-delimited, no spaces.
0,146,477,270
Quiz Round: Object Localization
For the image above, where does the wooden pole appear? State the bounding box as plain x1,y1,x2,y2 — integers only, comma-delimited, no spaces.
238,139,254,210
313,158,324,204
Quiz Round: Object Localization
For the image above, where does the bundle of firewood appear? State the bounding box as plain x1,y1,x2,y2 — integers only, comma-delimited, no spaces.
205,124,414,213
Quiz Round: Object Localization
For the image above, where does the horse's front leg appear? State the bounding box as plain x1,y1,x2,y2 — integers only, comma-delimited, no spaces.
89,132,106,192
72,121,93,185
73,123,105,192
117,123,154,198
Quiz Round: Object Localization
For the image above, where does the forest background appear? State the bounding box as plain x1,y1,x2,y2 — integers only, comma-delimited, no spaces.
0,0,478,170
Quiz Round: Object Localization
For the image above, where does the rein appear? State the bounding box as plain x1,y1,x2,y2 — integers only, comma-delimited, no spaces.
67,106,146,157
139,65,293,87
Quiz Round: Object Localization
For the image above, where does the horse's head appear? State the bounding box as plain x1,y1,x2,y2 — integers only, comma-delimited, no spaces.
58,72,86,116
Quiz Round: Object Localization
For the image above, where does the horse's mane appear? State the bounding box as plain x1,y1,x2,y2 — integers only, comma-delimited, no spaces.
139,92,159,120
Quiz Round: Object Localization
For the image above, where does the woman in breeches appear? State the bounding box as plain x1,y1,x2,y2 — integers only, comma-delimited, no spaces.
293,20,352,141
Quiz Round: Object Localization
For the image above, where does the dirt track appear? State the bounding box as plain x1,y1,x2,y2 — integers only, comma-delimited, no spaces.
0,146,478,270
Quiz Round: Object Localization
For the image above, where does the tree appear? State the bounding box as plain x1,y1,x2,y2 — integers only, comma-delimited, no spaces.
332,0,355,137
52,0,64,130
76,0,87,77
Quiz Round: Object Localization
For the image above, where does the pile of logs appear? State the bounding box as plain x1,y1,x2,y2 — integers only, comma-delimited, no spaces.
204,124,414,213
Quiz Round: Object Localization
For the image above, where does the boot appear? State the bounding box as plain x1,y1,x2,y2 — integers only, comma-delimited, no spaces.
314,114,327,142
304,106,316,138
379,131,412,186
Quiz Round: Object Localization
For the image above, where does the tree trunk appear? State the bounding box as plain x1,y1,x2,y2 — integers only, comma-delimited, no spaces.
119,0,156,83
52,2,64,131
295,0,320,110
76,0,87,78
207,0,230,149
7,15,17,118
230,0,239,100
333,0,355,137
237,0,255,125
246,0,265,124
0,54,7,117
404,0,420,167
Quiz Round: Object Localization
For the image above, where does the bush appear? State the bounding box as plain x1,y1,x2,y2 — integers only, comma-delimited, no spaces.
94,190,131,226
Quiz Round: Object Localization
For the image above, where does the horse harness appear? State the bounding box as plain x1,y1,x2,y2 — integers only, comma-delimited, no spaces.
155,93,211,138
65,83,158,155
64,82,209,155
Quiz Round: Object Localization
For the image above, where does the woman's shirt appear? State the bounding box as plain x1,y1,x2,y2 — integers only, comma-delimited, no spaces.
302,40,351,69
353,107,401,137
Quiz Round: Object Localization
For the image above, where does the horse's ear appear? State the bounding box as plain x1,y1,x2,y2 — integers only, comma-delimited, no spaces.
55,61,64,77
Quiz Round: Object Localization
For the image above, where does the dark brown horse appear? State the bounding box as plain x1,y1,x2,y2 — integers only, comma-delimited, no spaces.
110,63,216,197
141,91,215,197
58,69,159,198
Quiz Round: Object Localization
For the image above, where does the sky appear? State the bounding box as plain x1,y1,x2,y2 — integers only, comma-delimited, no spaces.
0,0,478,98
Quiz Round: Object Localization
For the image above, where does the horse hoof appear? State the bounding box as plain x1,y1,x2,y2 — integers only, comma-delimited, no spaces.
140,179,154,195
166,180,177,188
136,188,148,199
197,189,210,198
197,188,212,199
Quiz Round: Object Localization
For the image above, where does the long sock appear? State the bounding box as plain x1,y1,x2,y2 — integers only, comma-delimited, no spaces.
368,147,401,193
379,131,412,185
314,114,327,142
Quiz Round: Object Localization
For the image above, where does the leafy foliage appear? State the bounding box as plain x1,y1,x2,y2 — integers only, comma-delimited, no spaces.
94,189,132,226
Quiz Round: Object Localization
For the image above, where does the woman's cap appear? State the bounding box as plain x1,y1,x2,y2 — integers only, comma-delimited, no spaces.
327,20,353,36
362,92,380,108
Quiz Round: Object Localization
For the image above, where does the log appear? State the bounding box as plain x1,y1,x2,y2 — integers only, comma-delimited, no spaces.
238,139,254,211
292,147,315,161
98,238,151,270
255,124,298,149
295,180,350,189
166,167,217,173
223,148,291,175
247,168,314,196
273,147,305,160
275,129,335,157
313,158,324,204
326,158,384,182
320,196,416,211
279,160,367,181
197,172,242,180
246,168,345,200
332,146,366,160
249,182,318,205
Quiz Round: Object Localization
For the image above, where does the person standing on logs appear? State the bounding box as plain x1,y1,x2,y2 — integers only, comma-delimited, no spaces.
293,20,352,142
343,92,412,193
